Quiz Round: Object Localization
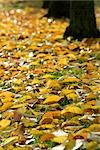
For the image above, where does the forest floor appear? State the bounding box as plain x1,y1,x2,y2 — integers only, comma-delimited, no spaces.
0,1,100,150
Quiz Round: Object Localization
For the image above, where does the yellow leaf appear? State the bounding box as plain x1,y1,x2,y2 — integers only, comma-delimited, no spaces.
52,136,67,143
39,87,50,94
86,141,98,150
46,80,60,88
66,53,77,60
2,136,18,146
22,118,35,127
62,89,75,95
0,102,13,112
0,119,11,129
36,53,46,58
32,78,41,84
1,97,13,103
91,105,100,110
5,41,16,50
2,111,14,120
65,140,75,150
13,79,22,85
67,93,78,101
0,91,14,98
11,103,26,109
37,124,55,129
30,60,39,66
43,95,62,104
17,95,32,102
30,129,43,136
61,105,83,115
88,124,100,132
0,69,4,77
63,77,80,83
13,51,22,58
41,74,54,79
0,146,3,150
63,120,80,126
0,91,14,103
19,66,29,71
58,58,68,65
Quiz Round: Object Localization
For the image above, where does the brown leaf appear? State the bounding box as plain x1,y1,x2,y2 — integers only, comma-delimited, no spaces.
40,117,53,125
13,111,22,122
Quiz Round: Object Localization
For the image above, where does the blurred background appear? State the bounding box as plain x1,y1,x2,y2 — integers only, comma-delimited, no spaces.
0,0,99,29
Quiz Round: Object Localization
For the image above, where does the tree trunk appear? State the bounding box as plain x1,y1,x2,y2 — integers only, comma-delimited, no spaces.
64,0,99,40
44,1,70,19
42,0,50,9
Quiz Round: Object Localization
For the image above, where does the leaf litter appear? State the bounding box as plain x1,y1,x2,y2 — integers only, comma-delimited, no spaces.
0,0,100,150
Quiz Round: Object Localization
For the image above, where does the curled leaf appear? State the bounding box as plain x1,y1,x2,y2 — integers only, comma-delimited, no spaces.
40,117,53,125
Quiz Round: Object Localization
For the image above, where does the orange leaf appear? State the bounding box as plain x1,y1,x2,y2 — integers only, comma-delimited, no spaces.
40,133,54,142
40,117,53,125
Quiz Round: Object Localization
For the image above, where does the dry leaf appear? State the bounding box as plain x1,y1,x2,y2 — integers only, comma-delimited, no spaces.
43,111,61,118
46,80,60,88
0,119,11,129
66,53,77,60
43,95,62,104
88,124,100,132
40,117,53,125
40,133,54,142
52,136,67,143
86,141,98,150
0,102,13,112
58,58,68,65
2,136,18,146
63,77,80,83
61,105,83,115
65,140,75,150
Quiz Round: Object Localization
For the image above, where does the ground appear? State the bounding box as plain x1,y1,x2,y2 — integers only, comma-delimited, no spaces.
0,1,100,150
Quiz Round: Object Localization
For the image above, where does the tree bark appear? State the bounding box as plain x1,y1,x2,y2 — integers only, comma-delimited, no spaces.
42,0,50,9
63,0,99,40
44,1,70,19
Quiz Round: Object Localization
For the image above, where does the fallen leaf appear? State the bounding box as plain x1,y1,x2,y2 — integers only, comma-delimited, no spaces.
61,105,83,115
86,141,98,150
46,80,60,88
40,117,53,125
0,102,13,112
88,124,100,132
0,119,11,129
63,77,80,83
43,95,62,104
66,53,77,60
40,133,54,142
2,136,18,146
52,136,67,143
